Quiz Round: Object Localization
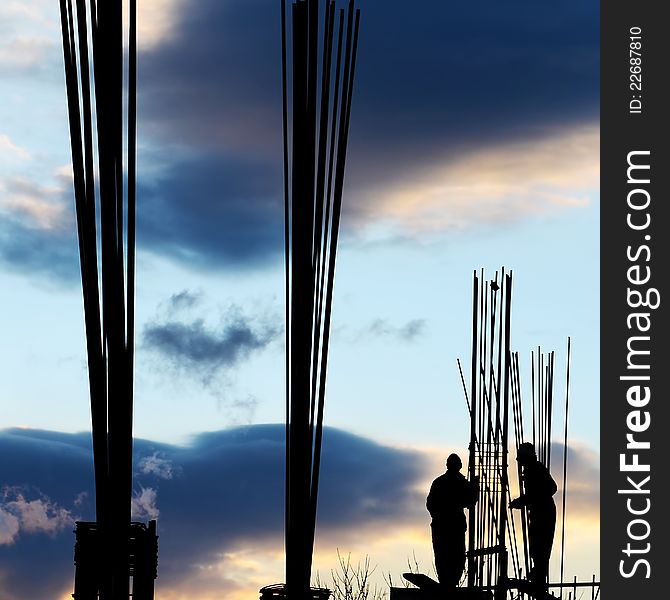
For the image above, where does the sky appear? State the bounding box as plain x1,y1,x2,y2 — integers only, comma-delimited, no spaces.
0,1,599,599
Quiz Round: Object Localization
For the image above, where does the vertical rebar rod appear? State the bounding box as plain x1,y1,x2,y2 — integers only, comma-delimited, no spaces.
531,350,536,449
280,0,292,562
559,338,572,593
514,353,530,579
467,271,479,587
496,271,512,600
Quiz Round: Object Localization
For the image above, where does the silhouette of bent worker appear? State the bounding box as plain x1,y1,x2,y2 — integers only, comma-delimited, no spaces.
509,442,557,590
426,454,479,587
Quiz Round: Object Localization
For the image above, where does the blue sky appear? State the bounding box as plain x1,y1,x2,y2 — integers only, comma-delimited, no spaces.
0,1,599,598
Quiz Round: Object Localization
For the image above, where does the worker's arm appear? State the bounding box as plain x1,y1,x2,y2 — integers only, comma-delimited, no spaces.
509,495,526,509
426,482,436,515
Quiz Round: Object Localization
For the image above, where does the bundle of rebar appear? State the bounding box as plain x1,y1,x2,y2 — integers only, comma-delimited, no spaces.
509,344,560,588
461,275,598,599
509,339,574,598
530,347,555,469
280,1,360,598
59,0,138,597
460,269,512,598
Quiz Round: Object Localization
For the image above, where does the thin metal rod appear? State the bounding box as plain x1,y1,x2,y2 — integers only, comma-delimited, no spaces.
280,0,292,566
531,350,536,449
467,271,479,587
457,359,471,415
559,338,571,590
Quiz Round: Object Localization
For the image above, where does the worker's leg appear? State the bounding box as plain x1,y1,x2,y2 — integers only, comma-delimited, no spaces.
431,523,450,585
432,523,464,587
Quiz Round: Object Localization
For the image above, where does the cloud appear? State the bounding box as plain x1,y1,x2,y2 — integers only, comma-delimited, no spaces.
0,425,430,599
0,153,283,281
0,1,61,75
550,440,600,521
0,489,74,541
0,426,600,599
0,36,57,75
0,427,599,599
131,487,160,520
0,134,30,161
166,289,203,313
349,125,598,236
139,0,282,158
2,0,177,78
142,302,282,383
0,508,20,546
0,176,71,231
121,0,598,269
344,0,599,182
0,214,78,283
73,492,88,507
136,0,184,50
0,168,79,281
2,0,598,280
0,219,78,282
356,319,427,343
130,122,597,272
0,1,57,29
141,0,598,156
138,453,176,480
137,154,283,270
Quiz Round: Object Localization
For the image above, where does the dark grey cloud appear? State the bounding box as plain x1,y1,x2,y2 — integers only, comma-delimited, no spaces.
137,155,284,270
126,0,599,270
0,430,94,599
0,425,429,599
142,303,282,382
132,0,598,267
5,0,598,279
143,318,275,370
141,0,598,161
346,0,599,185
139,0,282,158
166,289,202,312
0,219,79,282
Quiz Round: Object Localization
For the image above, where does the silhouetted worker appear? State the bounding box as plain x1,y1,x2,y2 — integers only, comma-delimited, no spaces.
509,442,557,591
426,453,479,587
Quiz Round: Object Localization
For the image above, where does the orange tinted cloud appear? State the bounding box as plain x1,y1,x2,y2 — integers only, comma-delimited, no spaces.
348,124,598,236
